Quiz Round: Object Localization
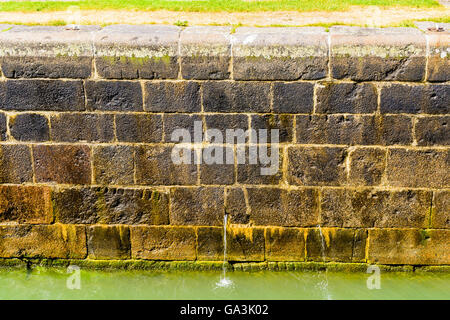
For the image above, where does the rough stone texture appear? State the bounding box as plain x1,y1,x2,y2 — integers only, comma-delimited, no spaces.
349,147,386,186
0,113,6,141
93,146,134,185
88,225,131,260
115,113,163,143
415,116,449,146
85,80,143,111
197,227,223,261
320,188,432,228
232,27,328,80
306,228,366,262
265,227,306,261
33,145,91,184
130,226,196,260
94,25,179,79
135,145,198,185
296,115,377,145
144,81,200,113
250,114,294,143
204,114,249,143
272,82,314,114
0,80,85,111
0,144,33,183
200,146,235,185
246,187,319,226
331,27,426,81
0,224,86,259
287,147,347,186
170,187,224,226
0,185,53,224
50,113,114,142
226,226,265,261
225,188,249,224
376,115,413,146
180,26,231,80
316,82,377,114
386,149,449,188
53,187,169,225
9,113,49,142
432,190,449,229
0,26,95,79
368,229,450,265
380,84,449,114
202,81,270,113
237,145,282,185
163,113,202,143
426,32,450,82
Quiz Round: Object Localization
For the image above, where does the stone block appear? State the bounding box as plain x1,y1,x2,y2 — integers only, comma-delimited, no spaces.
349,147,386,186
9,113,49,142
50,113,114,142
265,227,306,261
93,146,134,185
85,80,143,111
88,225,131,260
415,116,449,146
144,81,200,112
226,226,265,261
115,113,163,143
272,82,314,114
0,144,33,183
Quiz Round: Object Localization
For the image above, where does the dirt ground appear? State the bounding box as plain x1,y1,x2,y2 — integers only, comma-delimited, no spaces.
0,6,448,26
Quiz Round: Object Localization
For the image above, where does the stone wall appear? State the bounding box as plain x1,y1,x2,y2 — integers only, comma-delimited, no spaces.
0,25,448,267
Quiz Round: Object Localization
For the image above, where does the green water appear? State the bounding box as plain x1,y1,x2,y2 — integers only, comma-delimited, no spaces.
0,268,448,300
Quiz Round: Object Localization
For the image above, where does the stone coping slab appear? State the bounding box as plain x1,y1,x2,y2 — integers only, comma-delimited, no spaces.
0,24,446,81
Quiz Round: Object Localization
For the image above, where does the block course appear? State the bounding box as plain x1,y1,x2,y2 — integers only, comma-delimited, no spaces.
0,25,448,267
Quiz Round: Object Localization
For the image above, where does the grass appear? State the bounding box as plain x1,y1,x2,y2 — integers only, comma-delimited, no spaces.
0,0,442,13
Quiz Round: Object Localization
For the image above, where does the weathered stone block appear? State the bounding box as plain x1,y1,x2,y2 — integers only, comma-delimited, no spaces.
237,145,282,185
85,80,143,111
197,227,223,261
320,188,432,228
0,113,6,140
331,27,426,81
376,115,413,145
180,26,231,80
50,113,114,142
88,225,131,260
232,27,328,80
202,81,270,113
115,113,162,143
0,144,33,183
296,115,377,145
163,114,202,143
306,228,366,262
130,226,196,260
93,146,134,185
135,145,198,185
33,145,91,184
226,226,265,261
386,149,449,188
200,146,235,185
349,148,386,186
250,114,294,143
415,116,449,146
9,113,49,142
53,187,169,225
144,81,200,112
368,229,450,265
170,187,224,226
265,227,306,261
288,147,347,186
432,191,449,229
0,26,95,78
204,114,249,143
225,188,249,224
247,187,319,226
0,80,85,111
427,32,450,82
316,82,377,113
0,224,86,259
0,185,52,224
272,82,314,114
380,84,449,114
94,25,179,79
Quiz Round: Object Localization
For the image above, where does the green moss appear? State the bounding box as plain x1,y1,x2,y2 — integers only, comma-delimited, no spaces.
419,229,431,246
0,259,447,273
